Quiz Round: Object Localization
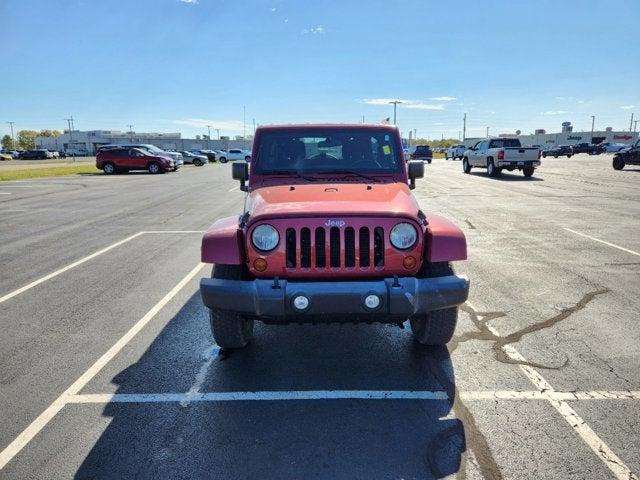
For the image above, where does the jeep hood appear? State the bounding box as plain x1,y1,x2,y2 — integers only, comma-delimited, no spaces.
245,183,420,223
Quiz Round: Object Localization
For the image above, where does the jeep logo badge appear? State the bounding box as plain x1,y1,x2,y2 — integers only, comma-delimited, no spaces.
325,220,346,228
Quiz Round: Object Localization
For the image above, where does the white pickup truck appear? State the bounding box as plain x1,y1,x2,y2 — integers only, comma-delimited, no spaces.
462,138,540,177
445,144,466,160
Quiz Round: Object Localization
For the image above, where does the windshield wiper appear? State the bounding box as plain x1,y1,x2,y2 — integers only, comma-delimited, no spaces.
326,170,380,183
264,170,317,182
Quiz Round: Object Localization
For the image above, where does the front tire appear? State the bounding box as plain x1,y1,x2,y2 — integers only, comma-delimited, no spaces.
612,157,625,170
410,262,458,345
219,157,227,163
462,158,471,173
208,264,254,349
148,162,161,174
194,159,203,166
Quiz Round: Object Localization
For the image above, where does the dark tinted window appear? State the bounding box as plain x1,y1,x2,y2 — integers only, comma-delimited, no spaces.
489,138,521,148
254,128,401,174
415,146,431,153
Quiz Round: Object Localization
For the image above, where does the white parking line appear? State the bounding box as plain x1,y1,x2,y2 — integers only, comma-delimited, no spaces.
0,262,206,471
564,227,640,257
0,192,11,195
468,302,638,480
0,232,144,305
0,230,204,305
63,390,640,404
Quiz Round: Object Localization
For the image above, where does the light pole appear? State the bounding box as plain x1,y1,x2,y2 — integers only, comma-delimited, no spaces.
463,113,467,140
486,126,490,137
7,121,15,148
206,125,212,149
590,115,595,141
388,100,403,125
215,128,220,140
127,124,134,142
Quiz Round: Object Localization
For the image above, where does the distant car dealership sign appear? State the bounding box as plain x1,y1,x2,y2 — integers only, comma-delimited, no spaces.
613,134,633,141
567,135,583,140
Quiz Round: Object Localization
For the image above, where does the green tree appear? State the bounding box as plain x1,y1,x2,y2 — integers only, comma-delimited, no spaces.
38,129,62,138
1,134,14,149
17,130,39,150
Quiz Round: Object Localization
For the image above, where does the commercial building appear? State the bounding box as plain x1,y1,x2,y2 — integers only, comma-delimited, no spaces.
463,122,638,148
35,130,252,155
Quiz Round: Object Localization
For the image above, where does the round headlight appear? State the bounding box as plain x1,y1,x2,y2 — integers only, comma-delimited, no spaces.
390,222,417,250
252,224,279,251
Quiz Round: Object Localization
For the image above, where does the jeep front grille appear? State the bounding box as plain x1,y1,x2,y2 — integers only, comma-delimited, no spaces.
285,226,384,270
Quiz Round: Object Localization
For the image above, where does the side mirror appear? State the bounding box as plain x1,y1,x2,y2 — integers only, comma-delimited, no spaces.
407,160,424,190
232,162,249,192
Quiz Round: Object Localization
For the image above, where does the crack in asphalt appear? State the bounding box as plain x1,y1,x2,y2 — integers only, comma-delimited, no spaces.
464,219,477,230
456,288,609,370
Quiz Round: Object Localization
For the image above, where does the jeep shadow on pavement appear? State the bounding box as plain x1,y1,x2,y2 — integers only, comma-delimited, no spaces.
75,291,465,479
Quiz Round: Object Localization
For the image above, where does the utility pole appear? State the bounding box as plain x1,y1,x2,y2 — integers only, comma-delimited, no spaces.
458,130,461,141
206,125,212,149
362,115,365,124
215,128,220,140
389,100,403,125
243,105,246,139
462,113,467,141
127,124,134,142
630,113,635,132
65,117,75,161
634,120,638,133
591,115,595,140
7,122,15,148
486,126,490,137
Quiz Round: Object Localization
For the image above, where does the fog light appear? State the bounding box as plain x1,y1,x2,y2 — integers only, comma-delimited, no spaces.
292,295,309,311
364,294,381,310
253,258,268,272
403,256,417,269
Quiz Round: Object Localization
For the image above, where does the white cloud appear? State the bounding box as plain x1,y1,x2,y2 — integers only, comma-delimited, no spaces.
541,110,569,115
302,26,324,34
173,119,244,130
270,7,276,11
362,98,445,110
430,96,456,101
620,105,635,110
178,0,198,4
404,103,445,110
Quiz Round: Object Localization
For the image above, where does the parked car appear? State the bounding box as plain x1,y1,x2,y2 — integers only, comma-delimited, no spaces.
96,147,175,174
18,149,54,160
0,152,12,161
409,145,433,163
1,150,20,159
612,140,640,170
199,123,469,349
197,150,218,162
180,151,208,166
571,143,605,155
463,138,540,177
541,145,573,158
600,142,628,153
445,144,466,160
99,144,183,169
217,148,251,163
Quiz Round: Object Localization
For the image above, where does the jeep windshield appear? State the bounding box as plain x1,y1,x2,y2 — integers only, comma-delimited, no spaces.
253,128,402,175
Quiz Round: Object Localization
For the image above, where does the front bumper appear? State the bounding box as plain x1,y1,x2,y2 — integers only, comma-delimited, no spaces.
497,160,540,168
200,275,469,321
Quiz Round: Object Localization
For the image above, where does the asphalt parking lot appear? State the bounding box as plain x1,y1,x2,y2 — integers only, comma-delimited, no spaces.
1,156,639,479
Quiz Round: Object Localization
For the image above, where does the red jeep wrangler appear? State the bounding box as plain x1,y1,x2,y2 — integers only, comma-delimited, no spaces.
200,124,469,348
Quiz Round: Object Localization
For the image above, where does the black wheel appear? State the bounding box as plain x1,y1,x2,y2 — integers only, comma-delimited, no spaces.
219,157,227,163
194,159,203,166
208,264,254,349
554,155,558,158
410,262,458,345
147,162,161,174
462,157,471,174
487,159,498,177
542,153,547,158
103,162,116,175
523,166,535,177
245,155,251,161
612,157,625,170
567,154,572,158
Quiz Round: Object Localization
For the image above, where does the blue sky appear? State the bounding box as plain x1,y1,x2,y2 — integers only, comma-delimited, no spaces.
1,0,638,140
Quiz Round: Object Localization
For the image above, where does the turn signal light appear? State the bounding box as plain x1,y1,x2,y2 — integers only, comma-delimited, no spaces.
403,256,417,269
253,258,268,272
